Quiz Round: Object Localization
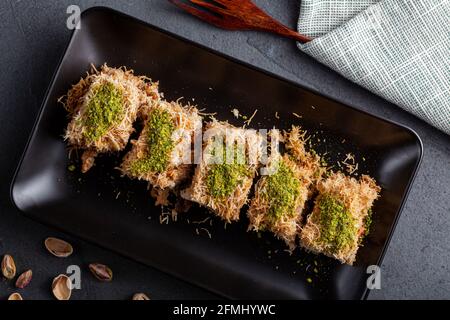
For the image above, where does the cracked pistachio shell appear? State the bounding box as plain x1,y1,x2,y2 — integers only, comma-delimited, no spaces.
8,293,23,300
88,263,113,282
132,293,150,300
52,274,72,300
1,254,16,280
16,270,32,289
45,237,73,258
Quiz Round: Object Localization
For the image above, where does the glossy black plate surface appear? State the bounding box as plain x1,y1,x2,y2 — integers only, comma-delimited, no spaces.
11,7,422,299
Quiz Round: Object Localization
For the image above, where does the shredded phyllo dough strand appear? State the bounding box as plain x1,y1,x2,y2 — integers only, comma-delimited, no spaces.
300,172,381,265
62,64,159,172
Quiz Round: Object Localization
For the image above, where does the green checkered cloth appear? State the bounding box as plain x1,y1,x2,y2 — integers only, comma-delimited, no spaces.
298,0,450,135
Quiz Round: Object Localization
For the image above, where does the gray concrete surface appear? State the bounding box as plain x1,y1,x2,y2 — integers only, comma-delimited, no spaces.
0,0,448,300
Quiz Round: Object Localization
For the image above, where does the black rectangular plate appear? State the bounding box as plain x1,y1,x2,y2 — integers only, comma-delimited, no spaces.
11,7,422,300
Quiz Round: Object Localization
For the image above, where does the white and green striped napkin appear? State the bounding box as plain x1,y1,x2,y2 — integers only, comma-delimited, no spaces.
298,0,450,135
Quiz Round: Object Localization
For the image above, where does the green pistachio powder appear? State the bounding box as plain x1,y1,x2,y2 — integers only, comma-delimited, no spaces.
206,150,303,223
317,194,372,253
82,82,125,143
131,108,175,175
206,143,250,199
263,161,301,222
364,209,373,238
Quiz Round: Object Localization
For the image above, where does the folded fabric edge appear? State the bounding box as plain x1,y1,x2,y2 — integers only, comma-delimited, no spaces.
297,0,379,38
296,0,450,136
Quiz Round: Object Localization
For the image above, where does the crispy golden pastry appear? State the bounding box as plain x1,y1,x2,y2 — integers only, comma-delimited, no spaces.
247,127,323,251
120,100,202,193
181,121,264,223
63,65,159,172
300,172,381,265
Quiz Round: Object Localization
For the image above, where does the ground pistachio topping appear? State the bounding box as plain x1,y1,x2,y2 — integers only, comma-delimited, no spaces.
318,194,357,253
206,143,249,199
131,108,175,175
363,208,373,238
263,160,301,221
83,82,124,143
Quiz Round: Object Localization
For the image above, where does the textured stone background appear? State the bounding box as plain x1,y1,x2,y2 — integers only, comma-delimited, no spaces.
0,0,448,299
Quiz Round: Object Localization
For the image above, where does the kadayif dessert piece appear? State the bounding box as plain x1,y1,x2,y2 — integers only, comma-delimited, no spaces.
120,100,202,193
247,127,323,251
300,172,381,265
181,121,264,223
63,64,159,172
